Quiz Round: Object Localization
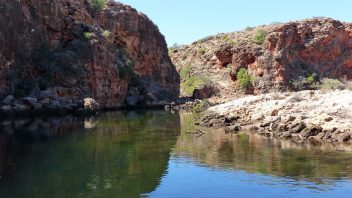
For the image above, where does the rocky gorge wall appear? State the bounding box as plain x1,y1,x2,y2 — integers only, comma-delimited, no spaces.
170,18,352,98
0,0,179,111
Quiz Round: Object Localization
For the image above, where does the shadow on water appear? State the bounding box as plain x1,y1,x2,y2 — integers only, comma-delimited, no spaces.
0,110,180,198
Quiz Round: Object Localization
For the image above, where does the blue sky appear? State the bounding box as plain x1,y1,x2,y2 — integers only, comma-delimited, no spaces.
118,0,352,46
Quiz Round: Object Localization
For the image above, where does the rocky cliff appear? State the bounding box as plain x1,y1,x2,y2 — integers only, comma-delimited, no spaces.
170,18,352,99
0,0,179,111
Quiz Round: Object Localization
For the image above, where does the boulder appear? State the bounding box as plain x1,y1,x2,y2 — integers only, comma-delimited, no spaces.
300,125,323,138
1,105,13,113
126,96,138,106
13,103,31,112
37,90,56,100
84,98,100,110
2,95,14,105
22,97,38,107
192,85,214,99
225,125,242,134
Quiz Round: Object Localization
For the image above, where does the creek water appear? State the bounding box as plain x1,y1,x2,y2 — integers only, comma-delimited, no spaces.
0,110,352,198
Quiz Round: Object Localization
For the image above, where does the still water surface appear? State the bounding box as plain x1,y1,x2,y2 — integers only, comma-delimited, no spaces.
0,111,352,197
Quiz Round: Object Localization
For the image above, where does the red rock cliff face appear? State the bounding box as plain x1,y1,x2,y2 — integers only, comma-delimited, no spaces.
0,0,179,108
170,18,352,98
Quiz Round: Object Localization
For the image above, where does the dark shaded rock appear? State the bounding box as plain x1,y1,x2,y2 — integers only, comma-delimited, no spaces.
126,96,138,106
208,118,225,128
260,121,271,128
249,126,260,132
338,133,351,142
2,95,14,105
281,132,292,138
290,122,306,134
324,117,334,122
37,90,56,100
192,85,215,99
225,125,242,134
1,105,13,113
300,125,323,138
22,97,38,107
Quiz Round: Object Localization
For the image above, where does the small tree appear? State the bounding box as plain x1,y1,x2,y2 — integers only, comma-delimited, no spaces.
88,0,108,11
236,68,252,88
252,30,267,45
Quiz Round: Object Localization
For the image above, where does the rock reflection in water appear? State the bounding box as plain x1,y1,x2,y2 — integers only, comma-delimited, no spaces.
0,111,180,198
174,111,352,183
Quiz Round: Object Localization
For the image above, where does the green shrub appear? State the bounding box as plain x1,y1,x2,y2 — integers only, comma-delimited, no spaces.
252,30,267,45
245,26,254,31
102,30,111,38
198,48,206,56
230,40,236,45
126,58,134,68
236,68,252,88
83,32,94,40
180,65,192,81
319,78,344,91
115,46,135,79
222,35,230,42
88,0,108,11
182,75,211,96
193,100,211,113
306,73,316,84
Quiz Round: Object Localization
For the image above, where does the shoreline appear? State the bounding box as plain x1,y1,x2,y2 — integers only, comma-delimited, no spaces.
199,90,352,145
0,97,175,120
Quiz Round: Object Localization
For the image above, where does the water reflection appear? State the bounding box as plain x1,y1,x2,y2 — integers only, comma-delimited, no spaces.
0,111,352,197
0,111,180,198
173,112,352,183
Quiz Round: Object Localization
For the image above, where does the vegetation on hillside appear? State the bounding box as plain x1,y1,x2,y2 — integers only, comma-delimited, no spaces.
180,65,211,96
88,0,108,11
84,32,95,40
236,68,253,89
102,30,111,38
252,29,267,45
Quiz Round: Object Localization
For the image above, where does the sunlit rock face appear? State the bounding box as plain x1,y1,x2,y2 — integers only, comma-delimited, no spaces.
170,18,352,97
0,0,179,108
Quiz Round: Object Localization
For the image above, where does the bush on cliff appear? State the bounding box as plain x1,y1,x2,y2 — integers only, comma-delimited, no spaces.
180,65,192,81
198,48,206,56
236,68,252,88
252,30,267,45
182,76,211,96
88,0,108,11
102,30,111,38
83,32,94,40
319,78,344,91
193,99,211,113
291,73,318,90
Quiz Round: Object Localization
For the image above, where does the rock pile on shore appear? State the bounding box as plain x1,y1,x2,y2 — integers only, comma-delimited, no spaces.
200,90,352,143
0,89,100,116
